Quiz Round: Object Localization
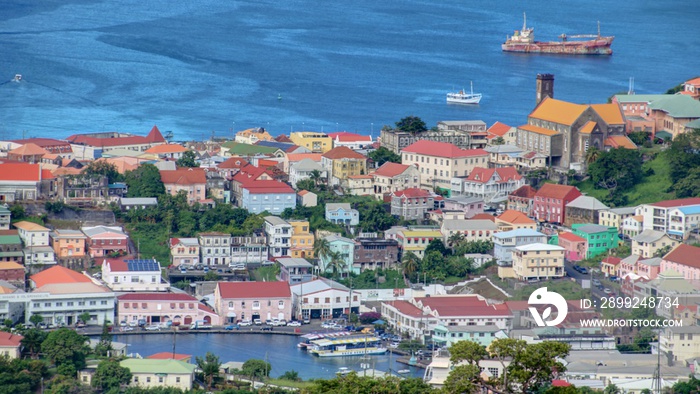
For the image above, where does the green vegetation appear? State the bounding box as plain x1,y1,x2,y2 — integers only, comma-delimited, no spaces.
336,268,404,289
588,147,643,206
394,115,428,134
368,146,401,166
83,160,123,184
92,359,132,392
252,265,279,282
196,352,221,390
175,150,198,168
668,128,700,198
303,374,435,394
511,280,586,301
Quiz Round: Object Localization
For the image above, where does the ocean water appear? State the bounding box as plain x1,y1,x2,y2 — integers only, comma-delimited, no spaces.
1,0,699,141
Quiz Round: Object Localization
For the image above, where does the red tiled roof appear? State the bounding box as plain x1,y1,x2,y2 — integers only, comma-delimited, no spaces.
604,136,637,149
218,157,250,169
510,185,537,199
275,135,293,143
232,164,271,185
385,300,425,317
0,332,22,347
401,140,487,158
0,162,43,181
552,380,572,387
9,143,49,156
602,256,622,265
418,296,512,317
685,77,700,86
144,144,189,154
147,352,191,361
242,180,295,194
217,281,291,299
373,162,411,178
466,167,521,184
199,303,216,314
297,190,310,196
118,293,196,301
327,132,372,142
558,231,586,243
287,153,323,163
31,266,92,287
487,121,512,138
347,175,372,179
67,126,165,147
471,213,496,221
497,210,534,224
663,244,700,268
536,183,581,200
650,197,700,208
41,169,54,179
392,188,433,198
160,168,206,185
322,146,367,160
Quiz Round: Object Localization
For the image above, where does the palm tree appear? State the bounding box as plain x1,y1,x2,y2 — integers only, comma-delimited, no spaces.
313,238,331,272
585,146,601,165
447,232,464,249
309,169,322,188
401,252,420,282
21,329,46,359
326,251,345,279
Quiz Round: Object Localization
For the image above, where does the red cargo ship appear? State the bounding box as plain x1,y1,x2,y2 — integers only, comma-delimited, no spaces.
502,13,613,55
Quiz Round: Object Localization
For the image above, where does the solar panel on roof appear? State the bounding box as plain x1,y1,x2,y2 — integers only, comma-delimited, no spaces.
125,259,160,271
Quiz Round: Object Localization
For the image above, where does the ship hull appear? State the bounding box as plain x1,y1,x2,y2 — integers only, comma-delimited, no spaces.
502,37,613,55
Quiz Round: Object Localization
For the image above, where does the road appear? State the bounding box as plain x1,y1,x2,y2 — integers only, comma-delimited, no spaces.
563,261,614,304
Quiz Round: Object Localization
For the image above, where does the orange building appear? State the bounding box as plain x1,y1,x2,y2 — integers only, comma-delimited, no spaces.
50,229,88,259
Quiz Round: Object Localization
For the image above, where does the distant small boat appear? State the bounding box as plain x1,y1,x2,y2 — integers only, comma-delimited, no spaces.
12,74,22,82
337,367,352,375
447,81,482,104
278,94,282,100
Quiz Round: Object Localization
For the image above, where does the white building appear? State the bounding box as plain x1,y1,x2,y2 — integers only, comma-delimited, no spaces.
24,246,57,266
264,216,292,258
635,198,700,237
492,228,547,264
290,277,361,321
198,232,231,266
441,219,498,243
101,258,168,292
621,215,644,238
451,166,524,204
289,158,327,189
667,206,700,240
13,221,50,247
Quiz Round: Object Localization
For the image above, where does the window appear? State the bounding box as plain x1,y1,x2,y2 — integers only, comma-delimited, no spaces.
158,376,164,383
229,302,233,308
134,377,139,383
176,377,181,383
253,301,260,309
146,377,151,383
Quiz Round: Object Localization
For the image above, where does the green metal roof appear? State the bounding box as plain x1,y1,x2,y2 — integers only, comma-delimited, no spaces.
649,95,700,118
120,359,196,375
685,118,700,129
655,130,673,140
221,141,279,155
614,94,670,103
0,235,22,245
0,251,24,257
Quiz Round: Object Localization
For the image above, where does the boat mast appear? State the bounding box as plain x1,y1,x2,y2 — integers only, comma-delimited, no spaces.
597,21,601,38
523,12,527,31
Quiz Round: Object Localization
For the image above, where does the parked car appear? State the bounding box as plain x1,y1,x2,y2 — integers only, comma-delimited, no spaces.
76,322,86,328
121,326,134,332
302,318,311,324
609,276,620,282
120,321,127,327
224,324,240,330
277,320,287,326
253,319,263,325
603,288,612,295
145,324,160,331
592,279,601,287
128,321,138,327
261,260,275,266
239,320,253,327
579,267,588,275
266,319,277,326
261,326,273,331
230,264,246,270
217,269,224,274
389,342,400,349
287,321,301,327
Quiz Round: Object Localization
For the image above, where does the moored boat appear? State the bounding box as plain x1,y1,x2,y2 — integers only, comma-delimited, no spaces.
297,331,353,350
308,335,387,357
446,81,482,105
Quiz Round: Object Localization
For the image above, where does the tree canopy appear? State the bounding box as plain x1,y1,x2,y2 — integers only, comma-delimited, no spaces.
41,328,90,372
588,147,643,204
83,160,123,184
92,360,132,392
395,116,427,134
668,128,700,197
175,150,198,168
125,163,165,198
368,146,401,167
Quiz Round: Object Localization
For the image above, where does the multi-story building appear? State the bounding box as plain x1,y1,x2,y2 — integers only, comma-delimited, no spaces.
390,188,437,220
492,229,547,264
14,221,50,247
82,226,129,258
119,359,196,391
532,184,582,224
235,127,274,145
659,326,700,364
507,243,565,281
289,158,326,189
169,238,200,267
325,203,359,226
290,277,361,320
380,123,486,154
327,132,373,150
621,215,644,238
660,244,700,281
635,197,700,237
381,295,512,343
0,162,55,202
507,185,537,216
239,180,297,214
27,266,115,325
50,229,87,268
601,256,622,277
558,231,588,262
343,175,373,196
441,219,498,243
631,230,679,259
451,167,524,204
486,121,517,145
495,210,536,231
289,132,333,153
320,235,356,275
198,232,230,266
231,235,268,264
289,220,314,259
667,206,700,240
432,325,508,348
0,262,24,283
0,206,10,230
371,162,420,199
214,281,292,324
400,140,488,193
564,195,609,227
101,258,168,292
66,126,166,155
117,293,219,326
160,168,207,205
443,195,484,219
394,228,443,259
571,224,618,259
598,206,638,232
143,143,189,160
321,146,368,186
613,94,700,139
264,216,292,258
353,238,399,272
0,331,23,359
55,173,109,207
277,257,314,284
0,230,23,264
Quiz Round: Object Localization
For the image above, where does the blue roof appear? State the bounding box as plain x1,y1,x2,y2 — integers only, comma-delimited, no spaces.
125,259,160,272
256,141,295,151
677,205,700,215
108,183,127,189
492,228,545,238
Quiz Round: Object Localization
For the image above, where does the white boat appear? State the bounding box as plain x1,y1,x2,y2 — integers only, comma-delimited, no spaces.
297,331,353,349
446,81,482,104
308,335,387,357
337,367,353,375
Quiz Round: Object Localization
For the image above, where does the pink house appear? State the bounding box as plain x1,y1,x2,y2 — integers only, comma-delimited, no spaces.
214,281,292,324
533,184,582,224
558,231,587,262
660,244,700,281
117,293,220,326
160,168,207,205
636,257,662,280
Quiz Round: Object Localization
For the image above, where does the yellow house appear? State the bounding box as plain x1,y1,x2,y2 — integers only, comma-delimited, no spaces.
120,359,196,391
321,146,368,187
289,220,315,259
289,132,333,153
50,229,87,259
511,243,565,281
495,210,536,231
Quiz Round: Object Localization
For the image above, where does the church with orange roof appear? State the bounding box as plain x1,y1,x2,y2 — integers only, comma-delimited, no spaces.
515,74,635,169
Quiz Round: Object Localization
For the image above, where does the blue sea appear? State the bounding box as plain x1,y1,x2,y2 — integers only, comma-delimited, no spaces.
1,0,699,141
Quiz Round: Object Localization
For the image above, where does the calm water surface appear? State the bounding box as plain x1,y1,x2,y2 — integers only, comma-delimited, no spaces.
112,333,425,380
1,1,699,140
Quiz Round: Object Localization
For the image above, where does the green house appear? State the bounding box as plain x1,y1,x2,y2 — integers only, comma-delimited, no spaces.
571,224,618,259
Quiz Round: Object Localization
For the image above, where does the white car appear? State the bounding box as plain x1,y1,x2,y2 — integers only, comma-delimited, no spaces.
145,325,160,331
603,288,612,294
253,319,263,325
128,321,138,327
239,320,252,327
287,321,301,327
